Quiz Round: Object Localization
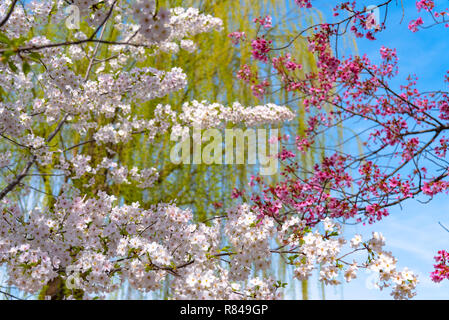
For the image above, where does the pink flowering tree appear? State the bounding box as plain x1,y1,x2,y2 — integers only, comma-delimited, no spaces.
0,0,439,300
229,0,449,296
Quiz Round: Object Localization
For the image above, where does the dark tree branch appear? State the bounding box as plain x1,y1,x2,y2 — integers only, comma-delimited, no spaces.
0,0,19,29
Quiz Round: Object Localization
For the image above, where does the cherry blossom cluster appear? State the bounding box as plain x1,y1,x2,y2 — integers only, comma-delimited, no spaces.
168,7,223,41
151,7,224,54
179,100,295,129
236,64,270,98
293,226,418,300
251,37,272,63
431,250,449,283
294,0,312,9
405,1,449,32
228,31,246,45
132,0,171,42
254,16,272,29
226,200,418,299
59,155,159,189
0,0,53,37
224,204,275,281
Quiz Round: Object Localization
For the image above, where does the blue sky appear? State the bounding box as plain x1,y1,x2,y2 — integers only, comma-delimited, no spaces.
297,0,449,300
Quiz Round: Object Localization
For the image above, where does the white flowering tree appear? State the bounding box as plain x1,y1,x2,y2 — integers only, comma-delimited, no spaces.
0,0,417,300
